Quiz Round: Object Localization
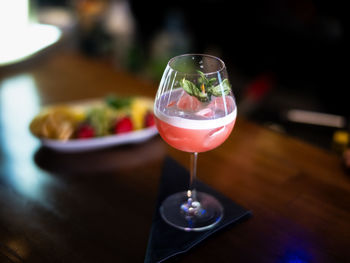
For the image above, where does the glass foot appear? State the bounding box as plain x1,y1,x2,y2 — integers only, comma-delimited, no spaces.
160,191,223,231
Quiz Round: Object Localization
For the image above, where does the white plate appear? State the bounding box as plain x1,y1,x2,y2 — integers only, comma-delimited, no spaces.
41,126,158,152
33,97,158,152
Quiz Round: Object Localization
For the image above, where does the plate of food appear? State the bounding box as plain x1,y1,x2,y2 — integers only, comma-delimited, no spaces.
29,95,158,152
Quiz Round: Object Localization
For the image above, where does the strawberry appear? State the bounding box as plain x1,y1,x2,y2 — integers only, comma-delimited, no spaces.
115,116,133,134
144,112,155,127
77,124,95,139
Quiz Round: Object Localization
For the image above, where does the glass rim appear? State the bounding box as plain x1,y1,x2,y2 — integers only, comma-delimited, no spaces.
167,53,226,75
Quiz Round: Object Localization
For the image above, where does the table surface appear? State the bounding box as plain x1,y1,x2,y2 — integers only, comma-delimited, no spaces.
1,48,349,263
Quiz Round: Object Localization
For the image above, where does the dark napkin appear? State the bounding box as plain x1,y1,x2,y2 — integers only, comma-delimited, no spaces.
144,157,252,263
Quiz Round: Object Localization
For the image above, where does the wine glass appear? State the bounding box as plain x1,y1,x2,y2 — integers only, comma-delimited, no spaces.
154,54,237,231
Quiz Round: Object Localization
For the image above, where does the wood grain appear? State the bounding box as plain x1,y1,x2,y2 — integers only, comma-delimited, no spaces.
1,49,349,263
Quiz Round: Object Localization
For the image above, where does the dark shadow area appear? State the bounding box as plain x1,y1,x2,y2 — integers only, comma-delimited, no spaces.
28,0,350,149
34,136,165,175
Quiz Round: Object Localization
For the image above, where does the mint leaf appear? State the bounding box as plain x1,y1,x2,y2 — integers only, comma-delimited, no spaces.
180,78,210,102
209,79,231,97
180,78,199,96
180,71,229,102
196,70,209,85
208,77,217,85
105,95,131,109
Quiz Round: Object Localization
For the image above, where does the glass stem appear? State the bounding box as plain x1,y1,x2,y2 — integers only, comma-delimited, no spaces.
188,152,198,202
181,152,201,216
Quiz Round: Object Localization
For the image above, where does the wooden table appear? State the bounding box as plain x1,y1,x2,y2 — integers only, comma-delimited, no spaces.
1,49,349,263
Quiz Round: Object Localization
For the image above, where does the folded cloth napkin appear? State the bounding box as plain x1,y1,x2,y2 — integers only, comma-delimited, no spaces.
144,157,252,263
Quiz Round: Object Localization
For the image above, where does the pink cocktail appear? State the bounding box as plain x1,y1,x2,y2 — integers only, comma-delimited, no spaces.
155,90,236,152
154,54,237,231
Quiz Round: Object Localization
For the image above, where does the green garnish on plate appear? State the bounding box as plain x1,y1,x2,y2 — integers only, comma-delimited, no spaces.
105,95,132,109
180,70,231,102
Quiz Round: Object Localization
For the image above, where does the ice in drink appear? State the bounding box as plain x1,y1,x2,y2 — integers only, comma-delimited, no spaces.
154,89,237,153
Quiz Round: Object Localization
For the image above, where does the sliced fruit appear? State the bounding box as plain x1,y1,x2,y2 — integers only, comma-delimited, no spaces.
29,106,81,140
144,112,155,127
131,98,153,130
115,116,133,134
77,124,95,139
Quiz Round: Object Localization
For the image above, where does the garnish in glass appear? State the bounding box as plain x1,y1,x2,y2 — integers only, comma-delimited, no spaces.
180,70,231,102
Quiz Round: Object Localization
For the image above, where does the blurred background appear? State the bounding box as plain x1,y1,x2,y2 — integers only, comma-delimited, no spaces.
0,0,347,151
